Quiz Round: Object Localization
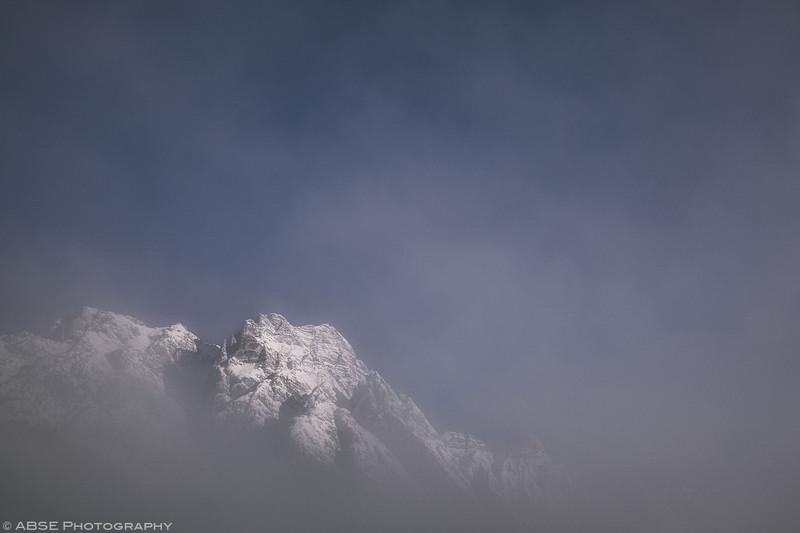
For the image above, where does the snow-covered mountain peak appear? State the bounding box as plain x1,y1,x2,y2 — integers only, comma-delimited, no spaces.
1,308,569,514
0,308,201,452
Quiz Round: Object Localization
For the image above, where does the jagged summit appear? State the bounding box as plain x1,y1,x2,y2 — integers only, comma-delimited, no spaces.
254,311,294,330
0,307,569,512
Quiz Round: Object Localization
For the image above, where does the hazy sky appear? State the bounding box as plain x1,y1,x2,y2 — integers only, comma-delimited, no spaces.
2,1,799,529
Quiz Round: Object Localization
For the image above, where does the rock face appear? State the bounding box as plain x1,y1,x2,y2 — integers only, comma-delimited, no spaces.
0,307,568,513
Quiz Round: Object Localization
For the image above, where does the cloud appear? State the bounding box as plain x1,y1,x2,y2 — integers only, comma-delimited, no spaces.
2,1,800,530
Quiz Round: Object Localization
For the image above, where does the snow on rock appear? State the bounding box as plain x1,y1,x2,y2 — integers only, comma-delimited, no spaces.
287,400,340,467
211,313,368,431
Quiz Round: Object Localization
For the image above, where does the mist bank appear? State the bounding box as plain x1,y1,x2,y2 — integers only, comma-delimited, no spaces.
4,368,796,533
3,305,800,533
1,421,578,533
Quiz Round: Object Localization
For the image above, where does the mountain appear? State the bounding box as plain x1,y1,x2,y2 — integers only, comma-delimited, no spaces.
0,307,570,531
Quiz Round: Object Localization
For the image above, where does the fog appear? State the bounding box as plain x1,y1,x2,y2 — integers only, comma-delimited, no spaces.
2,1,800,531
0,419,574,533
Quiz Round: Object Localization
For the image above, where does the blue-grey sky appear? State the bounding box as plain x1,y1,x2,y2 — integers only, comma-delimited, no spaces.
2,1,799,529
